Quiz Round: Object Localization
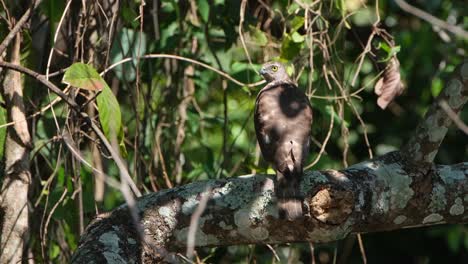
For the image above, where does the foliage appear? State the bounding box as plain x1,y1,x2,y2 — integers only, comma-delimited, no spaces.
0,0,467,263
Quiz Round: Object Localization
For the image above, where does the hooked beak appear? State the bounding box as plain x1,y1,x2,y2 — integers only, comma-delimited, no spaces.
259,68,266,76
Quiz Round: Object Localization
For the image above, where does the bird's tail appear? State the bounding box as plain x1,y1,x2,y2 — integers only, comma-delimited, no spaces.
276,170,303,220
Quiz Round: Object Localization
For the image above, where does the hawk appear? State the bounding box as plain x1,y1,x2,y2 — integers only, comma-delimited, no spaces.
255,62,313,220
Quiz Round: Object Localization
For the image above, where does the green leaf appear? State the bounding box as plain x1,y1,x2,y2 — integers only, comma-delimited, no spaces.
49,243,60,259
286,64,295,77
40,0,65,24
431,78,443,97
62,63,106,91
291,31,305,43
290,16,305,33
249,26,268,46
287,3,300,15
96,84,126,156
241,85,252,96
280,34,304,60
121,6,139,28
198,0,210,22
64,62,127,154
375,41,401,62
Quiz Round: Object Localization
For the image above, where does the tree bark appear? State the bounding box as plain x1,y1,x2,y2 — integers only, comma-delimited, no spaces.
0,33,32,264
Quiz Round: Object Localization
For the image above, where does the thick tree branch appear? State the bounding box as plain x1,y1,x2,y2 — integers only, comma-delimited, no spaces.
71,61,468,263
71,154,467,263
403,61,468,165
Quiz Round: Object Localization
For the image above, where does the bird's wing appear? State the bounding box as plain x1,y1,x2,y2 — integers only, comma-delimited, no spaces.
254,82,313,171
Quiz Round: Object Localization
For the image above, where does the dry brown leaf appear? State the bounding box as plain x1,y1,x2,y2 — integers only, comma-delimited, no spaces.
374,57,404,109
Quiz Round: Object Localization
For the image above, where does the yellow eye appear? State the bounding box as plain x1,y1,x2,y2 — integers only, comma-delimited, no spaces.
271,66,278,72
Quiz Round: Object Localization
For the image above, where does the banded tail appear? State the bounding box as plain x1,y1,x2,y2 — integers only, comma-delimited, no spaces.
276,170,303,220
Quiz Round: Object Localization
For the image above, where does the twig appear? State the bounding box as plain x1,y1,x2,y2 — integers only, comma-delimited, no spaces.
45,0,72,78
42,188,68,257
101,54,265,88
350,30,377,87
305,106,334,169
155,137,173,189
186,187,211,259
348,102,374,159
338,101,349,167
46,0,73,137
0,87,69,129
308,242,315,264
0,0,42,55
0,0,11,27
395,0,468,39
239,0,256,72
34,145,64,208
266,244,280,262
62,132,121,189
439,100,468,135
356,234,367,264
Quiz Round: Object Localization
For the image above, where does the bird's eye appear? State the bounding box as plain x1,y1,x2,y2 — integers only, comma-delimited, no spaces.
272,66,278,72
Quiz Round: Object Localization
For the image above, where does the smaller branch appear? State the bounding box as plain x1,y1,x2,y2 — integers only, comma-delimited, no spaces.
186,187,211,259
0,87,69,129
42,188,68,254
395,0,468,39
439,100,468,135
238,0,256,72
62,133,121,190
403,61,468,164
45,0,73,79
0,0,12,27
350,30,376,87
305,106,334,169
155,137,173,189
101,54,265,88
0,61,78,109
357,234,367,264
0,0,42,55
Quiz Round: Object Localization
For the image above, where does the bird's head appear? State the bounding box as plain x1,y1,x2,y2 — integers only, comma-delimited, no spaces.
259,62,290,83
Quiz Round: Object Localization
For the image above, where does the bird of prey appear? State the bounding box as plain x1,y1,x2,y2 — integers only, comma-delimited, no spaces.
255,62,313,220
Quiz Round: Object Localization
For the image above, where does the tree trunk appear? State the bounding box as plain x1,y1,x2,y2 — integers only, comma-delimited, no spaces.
0,33,32,264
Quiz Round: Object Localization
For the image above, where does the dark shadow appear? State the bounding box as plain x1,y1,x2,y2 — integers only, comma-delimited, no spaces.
278,84,310,118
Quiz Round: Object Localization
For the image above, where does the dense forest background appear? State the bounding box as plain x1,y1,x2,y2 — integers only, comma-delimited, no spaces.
0,0,467,263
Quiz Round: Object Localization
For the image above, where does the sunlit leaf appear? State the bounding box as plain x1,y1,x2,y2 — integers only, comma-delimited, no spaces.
62,63,105,91
291,32,305,43
290,16,305,33
280,34,304,60
198,0,210,22
96,83,127,155
374,41,401,62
